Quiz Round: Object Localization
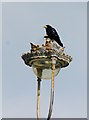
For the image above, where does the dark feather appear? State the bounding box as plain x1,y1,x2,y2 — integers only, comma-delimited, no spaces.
44,25,63,47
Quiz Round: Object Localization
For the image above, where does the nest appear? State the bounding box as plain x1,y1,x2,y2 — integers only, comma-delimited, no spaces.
21,38,72,68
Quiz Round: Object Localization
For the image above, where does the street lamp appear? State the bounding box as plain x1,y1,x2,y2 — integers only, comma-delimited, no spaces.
21,38,72,120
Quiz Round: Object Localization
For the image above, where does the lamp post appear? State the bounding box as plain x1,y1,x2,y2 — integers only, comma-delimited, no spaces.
21,38,72,120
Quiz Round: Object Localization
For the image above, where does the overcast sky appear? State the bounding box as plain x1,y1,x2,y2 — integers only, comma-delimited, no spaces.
0,2,2,120
2,2,87,118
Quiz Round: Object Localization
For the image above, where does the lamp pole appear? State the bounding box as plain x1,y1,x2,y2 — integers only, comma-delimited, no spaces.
37,77,41,120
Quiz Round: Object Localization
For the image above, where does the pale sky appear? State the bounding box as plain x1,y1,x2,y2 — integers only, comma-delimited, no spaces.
2,2,87,118
0,2,2,120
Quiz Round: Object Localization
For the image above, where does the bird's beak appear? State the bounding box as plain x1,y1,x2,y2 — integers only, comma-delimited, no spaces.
43,25,47,28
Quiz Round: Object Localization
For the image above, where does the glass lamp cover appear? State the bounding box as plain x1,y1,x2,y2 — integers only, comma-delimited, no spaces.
32,59,61,80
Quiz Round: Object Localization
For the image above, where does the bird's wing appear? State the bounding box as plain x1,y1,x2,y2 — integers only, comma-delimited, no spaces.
52,28,59,37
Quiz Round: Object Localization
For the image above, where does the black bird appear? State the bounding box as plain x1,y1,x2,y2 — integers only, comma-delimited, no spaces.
44,25,63,47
